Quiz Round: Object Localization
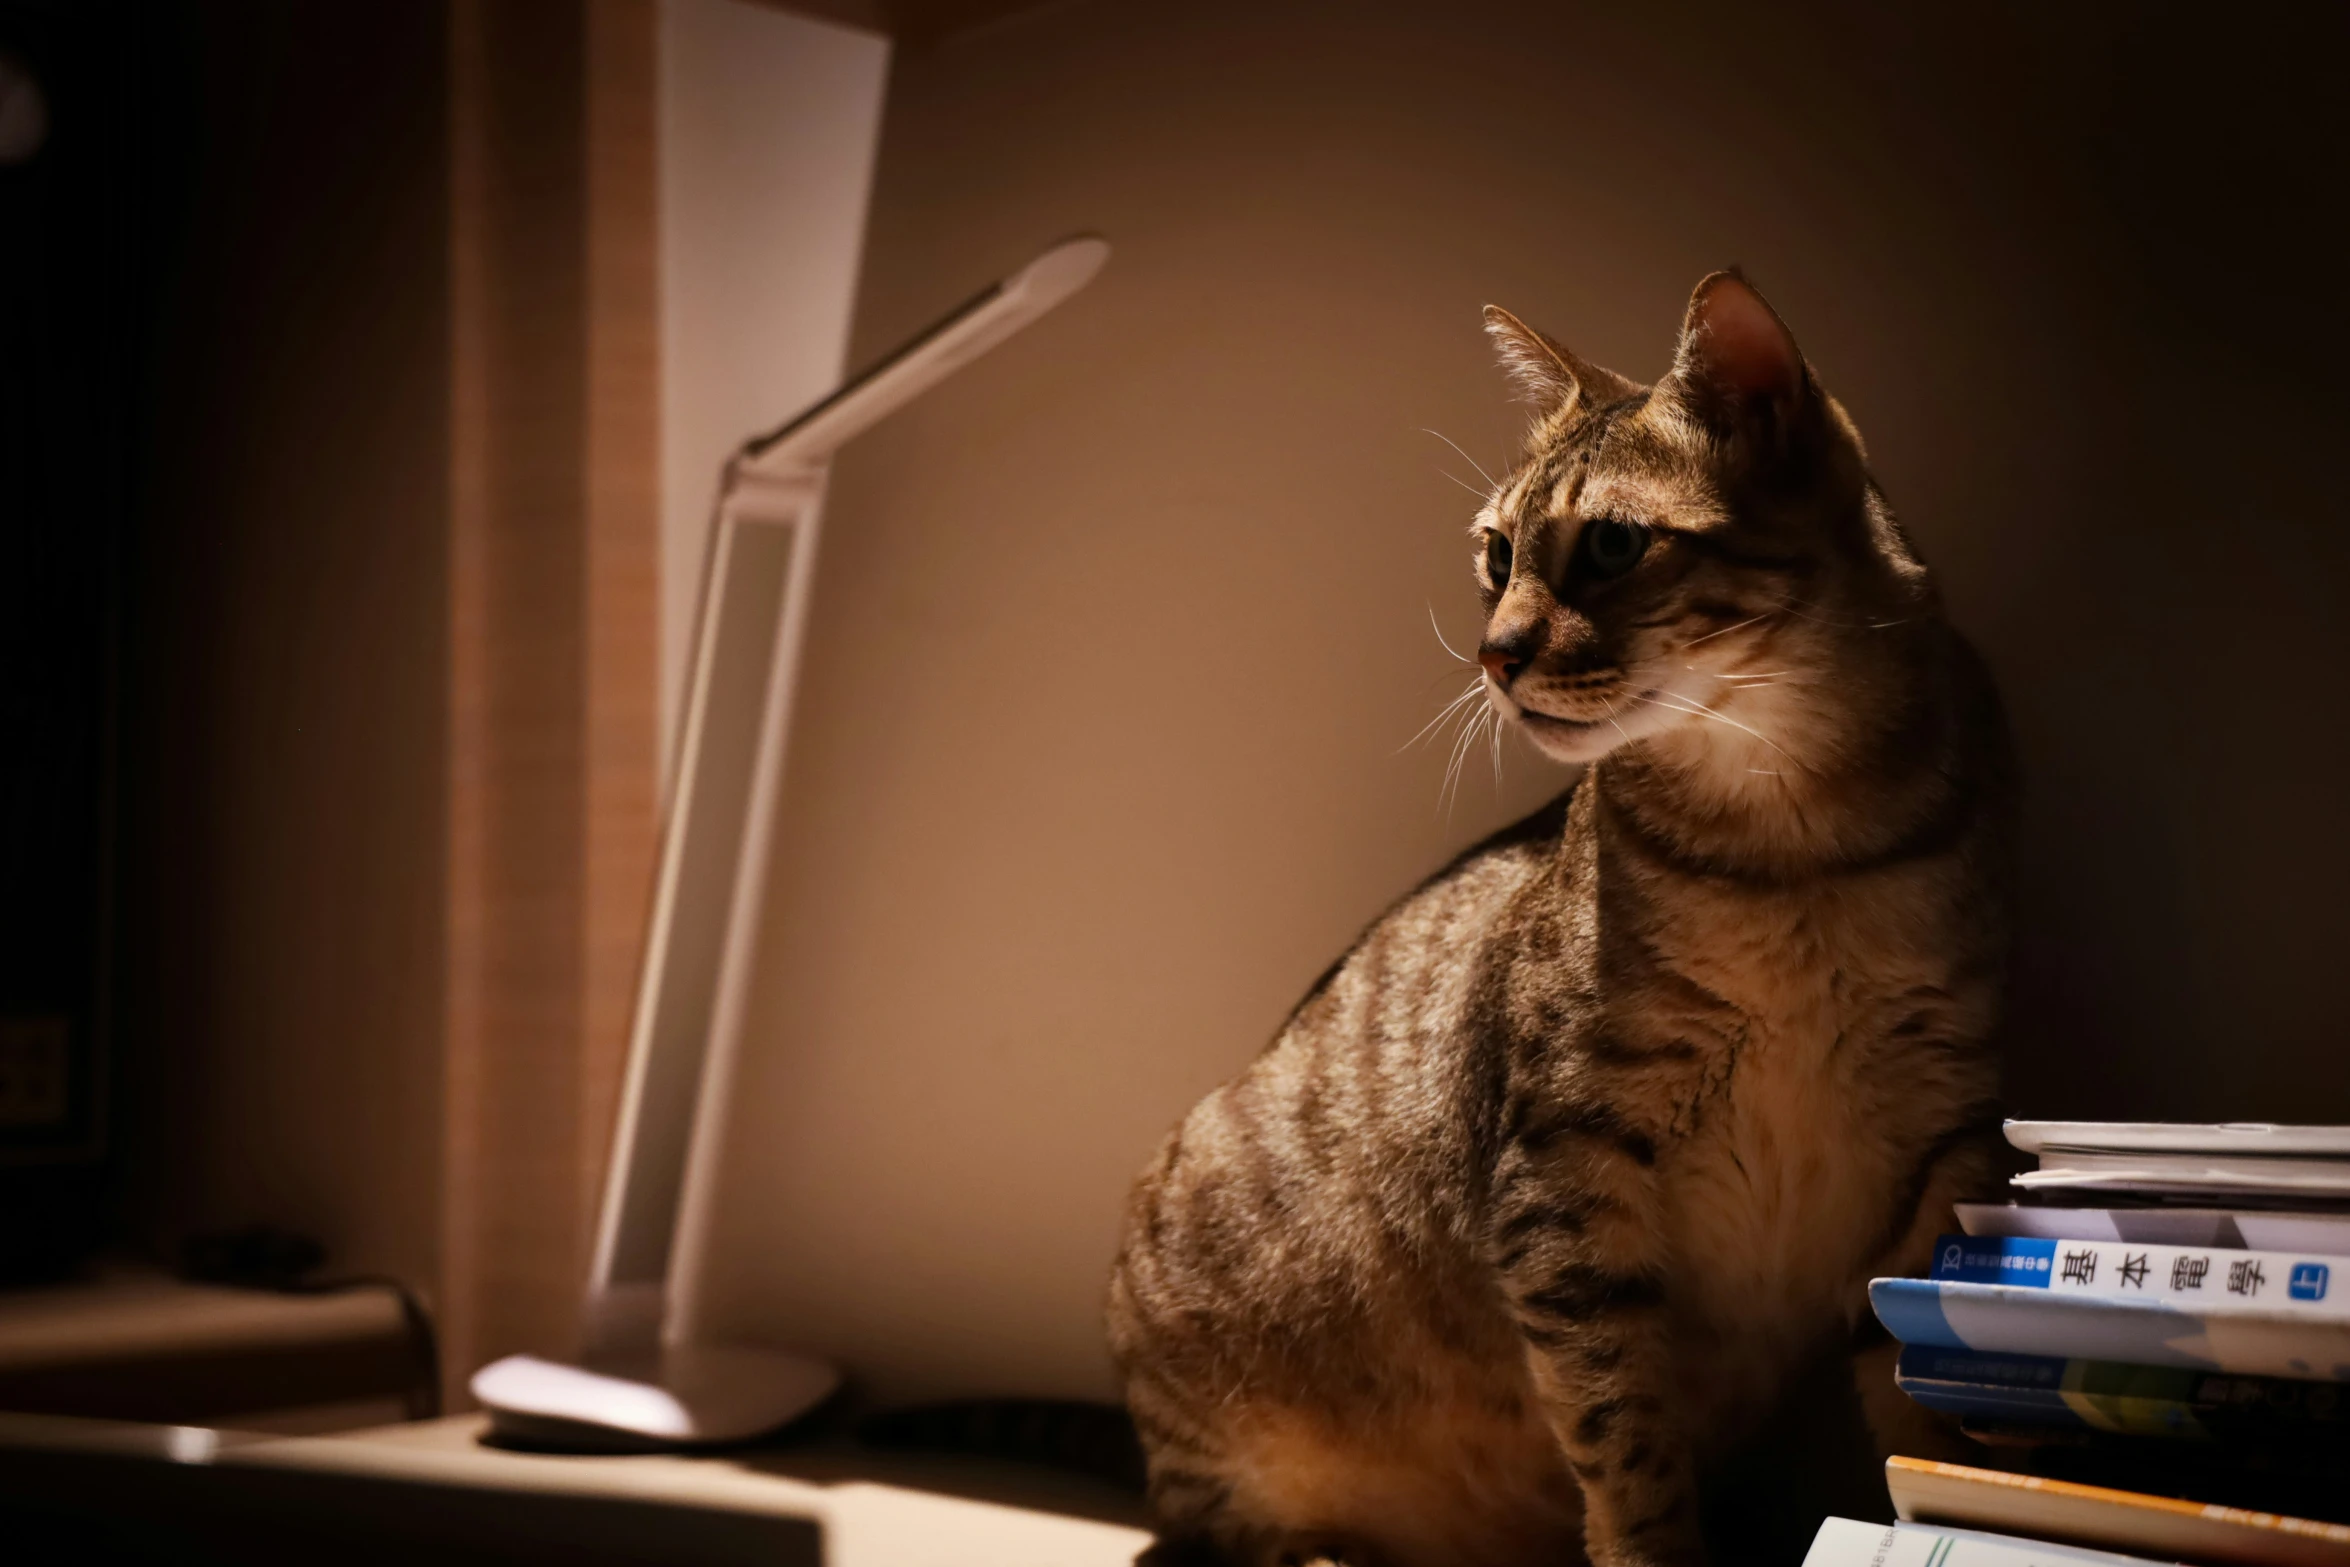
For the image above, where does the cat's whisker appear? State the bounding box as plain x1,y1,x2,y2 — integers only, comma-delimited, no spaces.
1635,691,1793,760
1418,708,1475,776
1677,611,1775,650
1774,595,1907,633
1443,702,1496,816
1427,603,1477,665
1399,677,1487,753
1439,719,1472,816
1421,428,1498,491
1462,702,1494,789
1683,666,1792,687
1768,596,1853,628
1438,469,1492,504
1439,708,1473,810
1405,699,1478,771
1436,675,1489,725
1598,690,1637,752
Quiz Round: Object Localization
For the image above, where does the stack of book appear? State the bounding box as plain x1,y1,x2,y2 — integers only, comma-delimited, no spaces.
1803,1121,2350,1567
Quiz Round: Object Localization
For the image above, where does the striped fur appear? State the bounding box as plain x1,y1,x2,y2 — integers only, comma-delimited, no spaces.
1105,273,2014,1567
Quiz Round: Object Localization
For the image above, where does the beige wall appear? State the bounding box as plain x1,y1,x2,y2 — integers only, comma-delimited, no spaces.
693,0,2350,1404
657,0,888,771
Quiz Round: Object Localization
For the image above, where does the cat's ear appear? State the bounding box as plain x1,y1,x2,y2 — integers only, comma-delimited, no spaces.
1667,270,1807,430
1484,305,1636,415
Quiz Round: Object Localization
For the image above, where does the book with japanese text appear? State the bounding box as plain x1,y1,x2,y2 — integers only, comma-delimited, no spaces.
1930,1233,2347,1311
1884,1456,2350,1567
1894,1344,2350,1442
1870,1276,2350,1381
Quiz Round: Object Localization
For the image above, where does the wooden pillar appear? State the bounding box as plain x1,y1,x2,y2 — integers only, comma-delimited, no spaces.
582,0,662,1319
444,0,658,1407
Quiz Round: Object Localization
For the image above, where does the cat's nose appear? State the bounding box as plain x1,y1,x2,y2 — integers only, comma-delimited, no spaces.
1479,647,1528,688
1481,618,1544,688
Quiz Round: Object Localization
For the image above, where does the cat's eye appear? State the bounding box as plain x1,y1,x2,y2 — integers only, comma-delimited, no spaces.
1483,530,1513,590
1580,517,1650,578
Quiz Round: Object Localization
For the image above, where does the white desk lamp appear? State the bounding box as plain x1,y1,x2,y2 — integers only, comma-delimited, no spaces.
470,236,1110,1450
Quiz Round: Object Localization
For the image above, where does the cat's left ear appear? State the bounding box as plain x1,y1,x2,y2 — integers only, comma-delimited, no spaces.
1667,270,1808,434
1484,305,1636,416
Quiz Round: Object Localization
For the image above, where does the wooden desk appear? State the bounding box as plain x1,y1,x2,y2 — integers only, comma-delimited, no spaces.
0,1269,427,1430
0,1408,1152,1565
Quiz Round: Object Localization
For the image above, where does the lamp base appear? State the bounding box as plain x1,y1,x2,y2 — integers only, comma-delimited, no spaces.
470,1343,839,1452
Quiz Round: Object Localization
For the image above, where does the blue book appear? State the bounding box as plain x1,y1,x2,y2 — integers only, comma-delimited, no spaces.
1870,1235,2350,1382
1926,1233,2345,1304
1894,1343,2350,1441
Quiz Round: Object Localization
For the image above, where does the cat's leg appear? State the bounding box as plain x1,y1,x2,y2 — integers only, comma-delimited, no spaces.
1135,1533,1362,1567
1848,1122,2000,1466
1490,1110,1704,1567
1849,1323,1973,1467
1118,1354,1257,1559
1135,1531,1363,1567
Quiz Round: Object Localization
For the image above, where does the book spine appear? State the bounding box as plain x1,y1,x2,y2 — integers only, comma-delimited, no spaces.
1885,1457,2350,1559
1894,1345,2350,1442
1869,1277,2350,1380
1931,1233,2349,1318
1894,1345,2096,1430
1802,1516,2173,1567
1953,1202,2350,1255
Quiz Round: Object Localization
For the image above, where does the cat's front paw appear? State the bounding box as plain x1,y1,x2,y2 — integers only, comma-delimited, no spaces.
1587,1516,1709,1567
1594,1544,1709,1567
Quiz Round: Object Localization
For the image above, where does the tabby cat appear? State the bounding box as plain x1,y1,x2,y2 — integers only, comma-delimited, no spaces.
1105,272,2015,1567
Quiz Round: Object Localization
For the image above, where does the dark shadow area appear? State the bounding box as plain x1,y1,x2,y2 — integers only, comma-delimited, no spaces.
1698,1349,1891,1567
0,1443,825,1567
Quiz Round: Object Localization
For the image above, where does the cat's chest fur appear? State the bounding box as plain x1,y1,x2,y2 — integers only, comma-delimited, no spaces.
1559,836,1991,1422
